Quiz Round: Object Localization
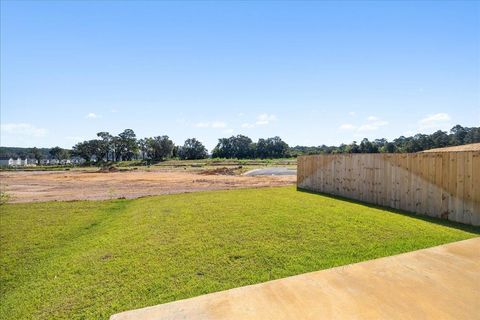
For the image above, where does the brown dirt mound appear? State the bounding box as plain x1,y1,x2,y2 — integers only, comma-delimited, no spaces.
98,165,120,173
199,167,238,176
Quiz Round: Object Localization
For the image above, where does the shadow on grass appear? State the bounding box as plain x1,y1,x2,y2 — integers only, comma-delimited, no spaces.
297,187,480,235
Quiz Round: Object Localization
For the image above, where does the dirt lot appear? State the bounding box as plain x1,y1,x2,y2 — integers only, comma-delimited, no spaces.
0,169,296,203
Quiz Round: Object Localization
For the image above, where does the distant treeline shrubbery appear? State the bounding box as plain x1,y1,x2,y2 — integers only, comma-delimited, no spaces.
71,131,290,163
212,136,289,159
1,125,478,163
0,146,71,163
0,147,52,159
290,125,479,156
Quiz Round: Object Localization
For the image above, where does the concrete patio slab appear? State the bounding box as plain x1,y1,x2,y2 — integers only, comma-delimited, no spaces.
111,237,480,320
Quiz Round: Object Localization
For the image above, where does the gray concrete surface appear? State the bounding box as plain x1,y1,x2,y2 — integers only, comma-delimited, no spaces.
244,167,297,176
111,237,480,320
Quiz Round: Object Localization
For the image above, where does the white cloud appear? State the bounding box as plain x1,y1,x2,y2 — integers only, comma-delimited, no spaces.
339,123,356,130
348,112,356,116
211,121,227,128
241,123,255,128
420,113,450,124
223,128,234,134
338,116,388,133
255,113,277,125
240,113,278,129
110,108,118,113
86,112,100,119
357,116,388,132
418,113,451,130
1,123,47,138
358,117,388,132
194,121,227,129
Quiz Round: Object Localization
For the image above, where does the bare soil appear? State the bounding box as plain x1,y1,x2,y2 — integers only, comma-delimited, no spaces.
0,169,296,203
198,167,239,176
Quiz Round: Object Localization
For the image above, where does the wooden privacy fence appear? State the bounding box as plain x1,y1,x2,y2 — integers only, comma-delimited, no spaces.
297,152,480,226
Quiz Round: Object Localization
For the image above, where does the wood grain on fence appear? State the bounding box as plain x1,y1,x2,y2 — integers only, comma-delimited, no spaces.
297,152,480,226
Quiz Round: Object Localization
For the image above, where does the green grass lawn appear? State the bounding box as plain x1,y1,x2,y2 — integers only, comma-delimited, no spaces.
1,186,478,319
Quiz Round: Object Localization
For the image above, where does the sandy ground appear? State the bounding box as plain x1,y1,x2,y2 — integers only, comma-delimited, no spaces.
0,169,296,203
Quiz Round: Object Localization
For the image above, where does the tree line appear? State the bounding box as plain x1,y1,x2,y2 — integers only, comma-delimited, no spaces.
0,146,71,163
70,124,478,163
1,124,478,163
72,130,202,162
212,135,289,159
70,130,290,163
291,125,480,156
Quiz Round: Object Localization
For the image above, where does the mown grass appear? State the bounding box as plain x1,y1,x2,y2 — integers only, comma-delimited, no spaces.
1,186,478,319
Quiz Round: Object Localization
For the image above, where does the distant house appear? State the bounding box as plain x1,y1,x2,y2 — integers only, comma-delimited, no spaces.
71,157,86,165
0,157,14,166
0,157,31,166
25,158,38,166
1,156,79,166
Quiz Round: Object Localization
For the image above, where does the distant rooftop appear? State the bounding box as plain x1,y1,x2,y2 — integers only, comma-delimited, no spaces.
421,143,480,153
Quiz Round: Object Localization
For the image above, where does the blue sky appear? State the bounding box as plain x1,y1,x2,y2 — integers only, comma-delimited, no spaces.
1,1,479,150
